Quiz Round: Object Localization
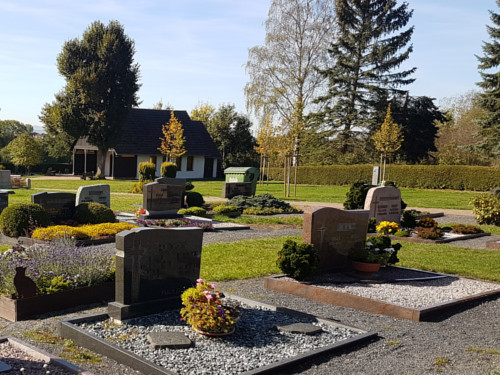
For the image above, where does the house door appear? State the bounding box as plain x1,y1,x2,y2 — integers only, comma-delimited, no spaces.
114,155,138,178
203,158,214,178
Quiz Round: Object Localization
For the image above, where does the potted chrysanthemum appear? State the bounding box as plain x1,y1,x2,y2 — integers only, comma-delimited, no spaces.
349,235,401,274
180,279,240,336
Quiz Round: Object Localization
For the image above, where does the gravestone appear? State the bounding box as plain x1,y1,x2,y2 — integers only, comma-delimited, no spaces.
303,207,370,272
76,184,111,207
143,178,186,218
0,170,11,188
0,189,14,213
31,191,76,221
372,166,380,186
222,182,253,198
364,186,401,224
108,226,203,322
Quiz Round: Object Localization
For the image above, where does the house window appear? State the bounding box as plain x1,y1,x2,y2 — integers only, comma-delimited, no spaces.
176,157,182,171
187,156,194,171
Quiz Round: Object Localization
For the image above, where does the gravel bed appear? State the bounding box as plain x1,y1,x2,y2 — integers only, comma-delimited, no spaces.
77,302,358,375
0,341,75,375
282,275,500,308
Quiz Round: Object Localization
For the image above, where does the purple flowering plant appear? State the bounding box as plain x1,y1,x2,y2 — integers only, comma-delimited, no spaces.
0,239,115,297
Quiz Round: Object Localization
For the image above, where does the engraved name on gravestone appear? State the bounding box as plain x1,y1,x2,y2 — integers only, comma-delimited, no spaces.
364,186,401,224
303,207,370,272
75,184,111,207
0,170,12,189
31,192,76,221
108,227,203,321
222,182,253,199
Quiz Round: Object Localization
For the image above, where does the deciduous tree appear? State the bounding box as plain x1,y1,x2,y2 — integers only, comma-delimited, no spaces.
40,20,140,178
4,133,43,175
373,104,403,180
158,111,186,162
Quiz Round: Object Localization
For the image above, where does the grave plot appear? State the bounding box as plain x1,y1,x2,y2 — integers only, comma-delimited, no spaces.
264,266,500,322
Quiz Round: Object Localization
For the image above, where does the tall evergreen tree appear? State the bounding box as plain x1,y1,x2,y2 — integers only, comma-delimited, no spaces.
475,1,500,157
313,0,416,151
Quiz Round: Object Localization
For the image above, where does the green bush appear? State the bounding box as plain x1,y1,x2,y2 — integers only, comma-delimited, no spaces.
226,193,297,212
470,193,500,226
186,191,205,207
212,205,240,215
138,162,156,182
415,227,443,239
450,224,484,234
74,202,116,224
265,165,500,191
129,180,153,194
178,207,207,216
367,217,377,233
344,181,374,210
276,240,319,280
401,210,417,228
186,181,195,191
243,207,296,215
0,203,50,237
161,162,177,178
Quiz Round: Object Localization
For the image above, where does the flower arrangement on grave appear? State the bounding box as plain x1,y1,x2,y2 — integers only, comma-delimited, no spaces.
349,235,401,266
376,221,399,235
180,279,239,335
135,218,213,232
414,217,443,239
134,207,146,218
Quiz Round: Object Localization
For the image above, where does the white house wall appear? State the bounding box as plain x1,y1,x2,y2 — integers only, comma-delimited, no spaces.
176,155,205,179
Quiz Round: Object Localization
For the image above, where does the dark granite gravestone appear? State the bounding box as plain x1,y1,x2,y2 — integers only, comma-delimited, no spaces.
302,207,370,272
222,182,253,198
108,226,203,322
0,170,11,189
364,186,401,224
142,178,186,218
0,189,14,214
76,184,111,207
31,191,76,221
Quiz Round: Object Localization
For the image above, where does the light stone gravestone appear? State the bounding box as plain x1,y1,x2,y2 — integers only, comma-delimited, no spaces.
142,178,186,218
31,191,76,221
108,226,203,322
302,207,370,272
364,186,401,224
0,170,11,189
76,184,111,207
372,166,380,186
222,182,253,199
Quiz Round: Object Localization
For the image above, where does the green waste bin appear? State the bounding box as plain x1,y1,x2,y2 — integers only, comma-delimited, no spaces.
224,167,260,196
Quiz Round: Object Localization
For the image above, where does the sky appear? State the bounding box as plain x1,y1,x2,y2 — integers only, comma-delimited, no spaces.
0,0,496,133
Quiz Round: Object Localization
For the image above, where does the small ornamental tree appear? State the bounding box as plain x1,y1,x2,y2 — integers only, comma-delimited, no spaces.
372,104,404,182
5,133,44,175
158,111,186,162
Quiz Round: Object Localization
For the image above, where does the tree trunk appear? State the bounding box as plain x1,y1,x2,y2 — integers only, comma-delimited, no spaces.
96,149,107,179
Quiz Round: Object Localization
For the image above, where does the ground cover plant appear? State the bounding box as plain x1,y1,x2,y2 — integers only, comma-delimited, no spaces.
31,222,137,241
0,240,115,297
135,218,213,231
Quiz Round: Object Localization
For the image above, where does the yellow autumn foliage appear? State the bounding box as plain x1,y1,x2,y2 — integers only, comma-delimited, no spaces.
31,223,137,241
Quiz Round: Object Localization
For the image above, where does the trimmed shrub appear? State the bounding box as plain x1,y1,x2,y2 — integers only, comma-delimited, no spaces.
416,217,438,228
185,181,195,191
450,224,484,234
186,191,205,207
276,240,319,280
344,181,374,210
212,205,241,215
226,193,296,211
178,207,207,216
138,162,156,182
74,202,116,224
415,227,443,239
129,180,153,194
0,203,50,237
401,210,417,228
470,193,500,226
161,162,177,178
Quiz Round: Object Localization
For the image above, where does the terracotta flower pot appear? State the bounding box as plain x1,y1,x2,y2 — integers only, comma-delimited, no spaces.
352,261,381,275
193,326,235,337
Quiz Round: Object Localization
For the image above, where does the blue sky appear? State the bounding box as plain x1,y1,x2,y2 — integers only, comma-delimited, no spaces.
0,0,495,132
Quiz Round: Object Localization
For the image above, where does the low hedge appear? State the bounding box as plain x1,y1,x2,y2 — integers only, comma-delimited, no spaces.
264,165,500,191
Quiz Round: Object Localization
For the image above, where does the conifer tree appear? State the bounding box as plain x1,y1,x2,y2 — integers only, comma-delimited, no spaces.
475,0,500,157
313,0,416,152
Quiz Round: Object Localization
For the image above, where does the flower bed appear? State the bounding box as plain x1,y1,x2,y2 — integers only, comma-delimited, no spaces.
135,218,213,231
31,222,137,241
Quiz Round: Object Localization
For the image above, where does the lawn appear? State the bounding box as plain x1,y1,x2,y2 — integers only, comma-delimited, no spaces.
200,235,500,283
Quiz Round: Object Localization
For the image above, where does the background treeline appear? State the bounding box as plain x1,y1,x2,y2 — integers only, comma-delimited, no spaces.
263,165,500,191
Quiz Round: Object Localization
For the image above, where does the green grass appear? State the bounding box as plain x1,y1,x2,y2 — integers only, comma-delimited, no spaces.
396,241,500,282
200,236,300,281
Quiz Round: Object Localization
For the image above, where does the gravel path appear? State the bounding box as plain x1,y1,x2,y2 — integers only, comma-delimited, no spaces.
0,213,498,375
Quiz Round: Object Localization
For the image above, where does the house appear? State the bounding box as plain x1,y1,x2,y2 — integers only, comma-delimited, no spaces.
72,108,220,179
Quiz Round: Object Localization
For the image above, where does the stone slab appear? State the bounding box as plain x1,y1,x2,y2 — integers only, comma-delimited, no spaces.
364,186,401,224
302,207,370,272
487,240,500,250
147,332,192,349
222,182,253,198
31,191,76,221
76,184,111,207
276,323,323,335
